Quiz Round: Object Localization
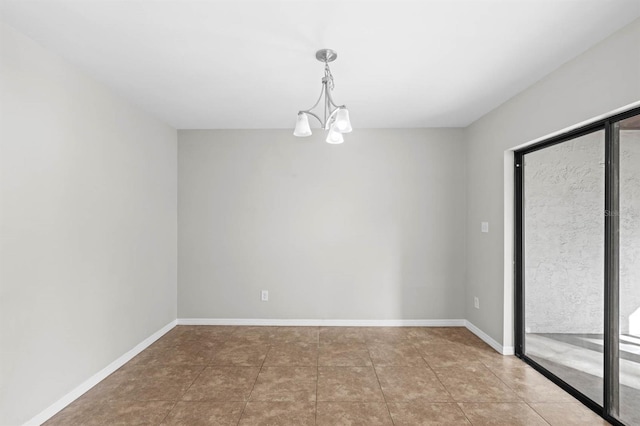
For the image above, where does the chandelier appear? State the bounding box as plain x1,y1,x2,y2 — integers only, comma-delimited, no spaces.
293,49,352,144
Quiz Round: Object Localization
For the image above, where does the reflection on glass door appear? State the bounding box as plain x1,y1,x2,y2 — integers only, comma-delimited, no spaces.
615,113,640,425
522,129,606,405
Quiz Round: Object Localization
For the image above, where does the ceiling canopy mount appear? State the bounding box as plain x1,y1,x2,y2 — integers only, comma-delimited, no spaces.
315,48,337,63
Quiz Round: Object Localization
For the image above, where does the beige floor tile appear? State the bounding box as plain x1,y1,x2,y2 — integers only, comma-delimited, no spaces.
46,400,174,426
152,328,195,347
238,401,315,425
118,382,188,402
434,364,521,402
272,327,319,344
490,366,576,403
74,368,134,403
181,366,260,401
44,400,101,425
127,344,172,366
316,402,393,425
480,354,529,370
319,327,368,344
185,325,237,339
445,328,486,345
46,326,605,425
161,401,244,425
458,402,549,425
529,402,610,425
210,342,270,366
362,327,410,344
166,325,236,343
368,342,425,366
387,402,471,425
318,342,372,366
405,327,456,345
143,343,214,366
155,326,233,349
375,365,453,402
115,365,205,401
417,343,488,368
472,341,504,353
317,366,385,402
409,327,483,346
228,326,280,344
97,400,176,425
250,367,317,402
263,343,318,366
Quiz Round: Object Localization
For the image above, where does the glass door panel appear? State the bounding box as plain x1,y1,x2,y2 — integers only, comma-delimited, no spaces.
523,129,606,405
616,114,640,425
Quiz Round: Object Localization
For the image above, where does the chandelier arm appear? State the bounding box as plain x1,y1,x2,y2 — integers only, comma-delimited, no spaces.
301,82,326,116
325,86,345,110
300,110,323,127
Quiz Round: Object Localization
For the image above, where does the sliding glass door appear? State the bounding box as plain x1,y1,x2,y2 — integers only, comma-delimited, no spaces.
616,113,640,426
522,128,605,405
515,107,640,426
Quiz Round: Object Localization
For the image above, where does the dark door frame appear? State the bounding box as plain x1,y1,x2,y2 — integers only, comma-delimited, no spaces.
514,105,640,426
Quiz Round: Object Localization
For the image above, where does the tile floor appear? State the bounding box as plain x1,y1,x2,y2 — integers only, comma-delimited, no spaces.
45,326,610,425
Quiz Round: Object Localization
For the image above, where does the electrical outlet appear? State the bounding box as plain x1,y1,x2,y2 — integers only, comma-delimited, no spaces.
261,290,269,302
481,222,489,233
474,297,480,309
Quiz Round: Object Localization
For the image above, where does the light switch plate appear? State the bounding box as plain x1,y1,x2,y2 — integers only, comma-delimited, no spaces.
481,222,489,233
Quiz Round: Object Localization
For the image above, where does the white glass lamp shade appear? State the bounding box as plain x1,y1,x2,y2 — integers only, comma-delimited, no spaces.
326,127,344,144
333,108,352,133
293,113,312,137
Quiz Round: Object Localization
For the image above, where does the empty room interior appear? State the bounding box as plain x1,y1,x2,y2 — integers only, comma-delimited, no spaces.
1,1,640,425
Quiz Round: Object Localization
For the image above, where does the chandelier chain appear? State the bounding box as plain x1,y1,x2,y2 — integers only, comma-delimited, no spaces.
324,63,335,91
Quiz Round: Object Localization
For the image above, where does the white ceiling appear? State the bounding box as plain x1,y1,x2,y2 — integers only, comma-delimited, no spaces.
1,1,639,129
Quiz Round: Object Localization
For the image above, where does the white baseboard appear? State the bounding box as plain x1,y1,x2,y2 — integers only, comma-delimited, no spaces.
502,346,515,355
177,318,467,327
24,319,177,426
465,320,514,355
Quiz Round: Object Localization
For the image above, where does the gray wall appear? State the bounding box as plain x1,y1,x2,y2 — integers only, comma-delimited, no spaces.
0,24,177,425
178,129,466,320
465,18,640,345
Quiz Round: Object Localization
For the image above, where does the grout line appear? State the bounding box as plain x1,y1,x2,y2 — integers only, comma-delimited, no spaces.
157,331,212,425
460,365,538,425
525,402,553,425
420,347,473,423
482,362,526,402
455,402,474,425
236,344,271,426
428,361,473,424
366,341,396,425
158,400,180,425
409,331,474,425
425,357,455,402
